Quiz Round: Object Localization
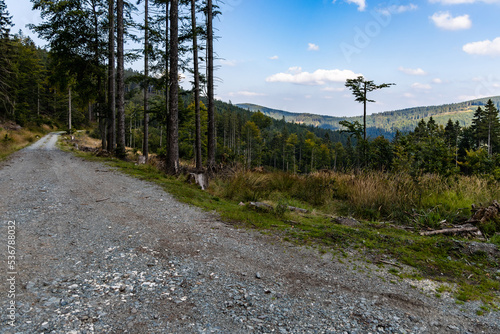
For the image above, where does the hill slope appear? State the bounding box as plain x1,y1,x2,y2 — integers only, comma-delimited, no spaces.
237,96,500,137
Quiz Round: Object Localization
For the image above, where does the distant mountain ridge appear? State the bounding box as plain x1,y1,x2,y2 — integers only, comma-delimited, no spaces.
237,96,500,138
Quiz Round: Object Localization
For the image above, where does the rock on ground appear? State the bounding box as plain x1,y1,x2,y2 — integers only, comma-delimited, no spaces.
0,133,499,333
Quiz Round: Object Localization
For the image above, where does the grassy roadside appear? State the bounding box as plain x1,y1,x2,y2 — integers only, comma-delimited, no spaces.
0,122,54,160
58,133,500,313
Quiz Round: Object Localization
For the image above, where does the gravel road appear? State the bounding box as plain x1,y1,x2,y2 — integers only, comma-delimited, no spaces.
0,132,499,333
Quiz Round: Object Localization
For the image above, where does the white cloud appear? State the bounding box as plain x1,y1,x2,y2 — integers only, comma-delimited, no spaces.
458,94,489,101
308,43,320,51
432,78,443,84
269,55,279,60
266,67,362,85
288,66,303,75
412,83,432,90
463,37,500,56
398,66,427,76
220,59,238,67
228,91,266,97
345,0,366,11
430,12,472,30
430,0,500,4
379,4,418,16
404,93,416,98
322,87,346,92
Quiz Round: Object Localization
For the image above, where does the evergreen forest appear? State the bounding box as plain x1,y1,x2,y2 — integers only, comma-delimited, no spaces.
1,0,500,179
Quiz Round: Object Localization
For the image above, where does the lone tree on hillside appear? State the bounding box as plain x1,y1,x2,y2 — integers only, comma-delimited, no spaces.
345,76,394,140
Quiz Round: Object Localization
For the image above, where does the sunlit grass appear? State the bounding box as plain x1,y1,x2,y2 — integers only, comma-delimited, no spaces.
0,124,52,160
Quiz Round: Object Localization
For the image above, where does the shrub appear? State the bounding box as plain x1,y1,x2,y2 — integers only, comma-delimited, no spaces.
274,198,289,218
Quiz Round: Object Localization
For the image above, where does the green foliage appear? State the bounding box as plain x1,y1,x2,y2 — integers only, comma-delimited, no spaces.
237,96,495,139
490,234,500,247
274,198,289,218
2,133,12,142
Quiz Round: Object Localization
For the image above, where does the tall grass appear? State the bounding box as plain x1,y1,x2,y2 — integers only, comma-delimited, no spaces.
212,170,500,226
0,124,51,160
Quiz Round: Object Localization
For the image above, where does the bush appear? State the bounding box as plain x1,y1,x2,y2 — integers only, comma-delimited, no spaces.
274,198,289,218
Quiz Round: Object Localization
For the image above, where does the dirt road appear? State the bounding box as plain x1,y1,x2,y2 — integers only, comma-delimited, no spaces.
0,133,498,333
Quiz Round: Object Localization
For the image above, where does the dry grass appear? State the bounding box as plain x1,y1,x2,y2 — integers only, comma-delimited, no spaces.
212,169,500,225
0,124,47,160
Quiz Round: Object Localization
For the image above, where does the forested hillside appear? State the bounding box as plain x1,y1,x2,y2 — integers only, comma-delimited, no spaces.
1,0,499,177
238,96,500,138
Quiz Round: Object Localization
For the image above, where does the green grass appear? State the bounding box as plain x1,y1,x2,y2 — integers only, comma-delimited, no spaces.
59,133,500,309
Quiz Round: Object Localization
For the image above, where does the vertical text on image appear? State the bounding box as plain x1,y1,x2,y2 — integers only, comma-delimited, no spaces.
6,220,17,326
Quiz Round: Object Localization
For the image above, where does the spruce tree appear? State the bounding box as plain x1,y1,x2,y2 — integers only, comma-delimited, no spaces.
191,0,202,170
0,0,11,38
206,0,216,170
471,106,486,149
166,0,179,174
0,0,13,116
484,99,500,155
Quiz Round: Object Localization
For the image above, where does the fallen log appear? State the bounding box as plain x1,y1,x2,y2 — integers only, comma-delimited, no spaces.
287,206,308,213
377,260,403,269
420,226,479,236
249,202,273,211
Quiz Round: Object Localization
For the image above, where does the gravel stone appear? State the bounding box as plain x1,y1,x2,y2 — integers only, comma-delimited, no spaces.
0,132,499,333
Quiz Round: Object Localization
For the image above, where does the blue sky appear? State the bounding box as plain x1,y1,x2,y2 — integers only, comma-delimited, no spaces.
6,0,500,116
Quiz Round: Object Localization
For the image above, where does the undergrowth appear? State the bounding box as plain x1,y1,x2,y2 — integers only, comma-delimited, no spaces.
59,133,500,310
0,123,54,160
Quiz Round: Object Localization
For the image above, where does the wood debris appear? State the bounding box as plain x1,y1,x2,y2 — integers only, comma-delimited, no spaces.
419,224,480,236
467,200,500,225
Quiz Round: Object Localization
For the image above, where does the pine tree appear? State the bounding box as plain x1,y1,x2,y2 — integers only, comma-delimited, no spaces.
30,0,108,133
191,0,202,170
143,0,150,161
484,99,500,155
345,76,394,141
107,0,116,152
206,0,216,170
0,0,11,39
115,0,126,158
166,0,179,174
471,106,486,149
444,119,459,148
0,0,13,116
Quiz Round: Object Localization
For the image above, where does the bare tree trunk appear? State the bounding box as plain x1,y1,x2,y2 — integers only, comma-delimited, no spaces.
166,0,179,174
206,0,215,170
164,0,169,151
191,0,202,170
107,0,116,152
88,102,92,123
68,87,72,130
363,82,367,141
37,85,40,117
116,0,126,158
143,0,149,161
488,121,492,156
92,0,105,149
